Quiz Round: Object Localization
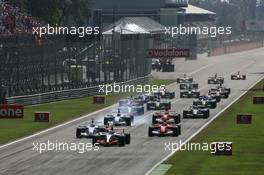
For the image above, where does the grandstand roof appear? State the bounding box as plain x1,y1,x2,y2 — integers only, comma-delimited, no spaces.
102,17,165,35
180,4,216,15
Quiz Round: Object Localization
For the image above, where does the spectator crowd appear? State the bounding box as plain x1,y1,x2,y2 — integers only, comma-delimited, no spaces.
0,0,45,37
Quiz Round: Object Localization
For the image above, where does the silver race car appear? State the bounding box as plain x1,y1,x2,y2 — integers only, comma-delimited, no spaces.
104,110,133,126
177,74,193,84
183,106,210,119
76,120,107,138
208,74,224,84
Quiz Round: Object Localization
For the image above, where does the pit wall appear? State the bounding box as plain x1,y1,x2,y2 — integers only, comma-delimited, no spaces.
208,41,264,57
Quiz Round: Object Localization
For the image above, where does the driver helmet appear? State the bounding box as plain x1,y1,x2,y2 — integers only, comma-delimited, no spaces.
162,122,167,126
90,119,95,127
117,109,121,116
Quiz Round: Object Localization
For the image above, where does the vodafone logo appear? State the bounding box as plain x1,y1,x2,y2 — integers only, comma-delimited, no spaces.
0,104,24,118
147,48,190,58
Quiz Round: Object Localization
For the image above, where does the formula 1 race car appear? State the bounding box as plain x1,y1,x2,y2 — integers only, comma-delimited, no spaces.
118,99,144,116
209,85,231,99
193,95,217,109
104,110,133,126
180,89,200,98
119,98,144,107
207,91,221,103
148,122,181,137
152,59,162,71
154,90,175,99
133,94,150,103
177,74,193,84
118,105,144,116
179,83,199,90
92,128,130,147
162,62,175,72
231,72,246,80
183,106,210,119
76,120,107,138
152,110,181,124
147,98,171,110
208,74,224,84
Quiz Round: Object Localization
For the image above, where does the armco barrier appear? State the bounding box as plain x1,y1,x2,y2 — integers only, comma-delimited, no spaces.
6,76,151,106
208,41,264,57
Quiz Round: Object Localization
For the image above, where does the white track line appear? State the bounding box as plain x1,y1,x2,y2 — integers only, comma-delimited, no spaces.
145,75,264,175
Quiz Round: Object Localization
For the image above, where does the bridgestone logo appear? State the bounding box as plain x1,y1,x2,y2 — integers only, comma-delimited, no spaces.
0,104,24,118
147,48,190,58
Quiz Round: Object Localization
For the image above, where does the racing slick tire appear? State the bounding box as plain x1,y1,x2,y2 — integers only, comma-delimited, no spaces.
92,136,100,147
118,136,126,147
183,111,188,119
180,92,184,98
195,92,200,98
211,102,217,109
152,115,158,124
178,125,181,135
124,117,132,126
166,103,171,110
172,127,179,137
173,115,181,124
242,75,246,80
147,104,151,111
125,133,131,144
76,128,82,139
203,110,210,119
148,127,154,137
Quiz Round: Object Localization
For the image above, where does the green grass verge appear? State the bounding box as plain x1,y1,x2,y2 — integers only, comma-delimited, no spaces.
0,79,175,145
165,79,264,175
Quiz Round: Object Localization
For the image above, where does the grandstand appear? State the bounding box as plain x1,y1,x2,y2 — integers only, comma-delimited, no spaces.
0,0,44,36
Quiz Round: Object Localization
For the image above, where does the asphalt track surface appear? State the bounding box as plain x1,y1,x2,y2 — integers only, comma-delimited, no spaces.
0,48,264,175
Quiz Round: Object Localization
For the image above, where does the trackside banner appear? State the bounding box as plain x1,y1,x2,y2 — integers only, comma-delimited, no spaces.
147,48,190,58
0,104,24,118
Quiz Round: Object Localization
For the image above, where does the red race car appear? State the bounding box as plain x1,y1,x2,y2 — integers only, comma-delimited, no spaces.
152,110,181,124
148,122,181,137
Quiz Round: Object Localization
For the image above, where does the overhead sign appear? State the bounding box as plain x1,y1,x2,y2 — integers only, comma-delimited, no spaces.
237,114,252,124
147,48,190,58
35,112,50,122
0,104,24,118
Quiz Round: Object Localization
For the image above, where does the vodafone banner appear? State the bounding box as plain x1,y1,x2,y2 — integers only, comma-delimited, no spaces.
147,48,190,58
0,104,24,118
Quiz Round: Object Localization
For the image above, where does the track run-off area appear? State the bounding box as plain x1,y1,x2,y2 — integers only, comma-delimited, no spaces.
1,48,264,175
